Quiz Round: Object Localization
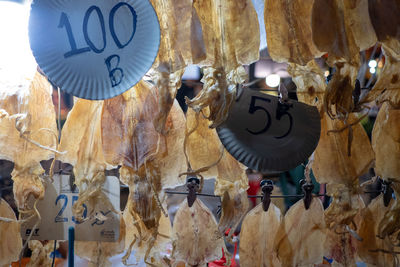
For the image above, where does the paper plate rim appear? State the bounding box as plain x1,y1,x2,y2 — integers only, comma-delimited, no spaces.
28,0,161,100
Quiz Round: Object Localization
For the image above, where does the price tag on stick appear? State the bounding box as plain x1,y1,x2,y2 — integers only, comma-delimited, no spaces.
216,89,321,172
29,0,160,100
21,175,120,241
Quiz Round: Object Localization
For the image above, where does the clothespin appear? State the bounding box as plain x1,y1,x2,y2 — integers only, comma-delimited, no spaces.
187,175,200,207
276,82,293,120
300,179,314,210
381,178,394,207
261,180,274,212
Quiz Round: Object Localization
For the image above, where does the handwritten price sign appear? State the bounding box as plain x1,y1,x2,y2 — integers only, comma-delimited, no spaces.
29,0,160,99
21,175,120,241
217,89,321,172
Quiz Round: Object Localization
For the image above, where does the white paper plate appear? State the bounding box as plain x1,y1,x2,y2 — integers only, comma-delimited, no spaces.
29,0,160,100
217,89,321,172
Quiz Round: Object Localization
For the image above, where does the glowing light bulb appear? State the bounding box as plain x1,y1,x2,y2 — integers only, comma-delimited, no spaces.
265,74,280,87
369,67,376,74
368,60,377,68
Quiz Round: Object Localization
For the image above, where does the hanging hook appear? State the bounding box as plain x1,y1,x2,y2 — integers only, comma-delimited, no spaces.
300,179,314,210
186,175,200,208
380,178,394,207
261,180,274,212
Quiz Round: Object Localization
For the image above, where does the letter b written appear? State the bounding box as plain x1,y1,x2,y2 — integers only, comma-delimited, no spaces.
105,54,124,87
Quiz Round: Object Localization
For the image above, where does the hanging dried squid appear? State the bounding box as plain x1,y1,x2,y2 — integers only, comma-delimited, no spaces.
324,184,365,266
312,0,376,119
58,99,115,220
357,194,400,266
274,198,326,266
101,80,186,263
26,240,58,267
149,0,206,133
171,198,226,267
0,71,58,210
76,217,125,267
239,203,282,267
0,198,22,266
185,108,249,237
264,0,323,65
187,0,260,127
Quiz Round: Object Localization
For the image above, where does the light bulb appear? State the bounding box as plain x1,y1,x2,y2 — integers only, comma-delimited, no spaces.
369,67,376,74
368,60,377,68
265,74,280,87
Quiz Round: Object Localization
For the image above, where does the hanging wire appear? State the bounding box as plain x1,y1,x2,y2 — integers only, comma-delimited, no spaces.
164,190,383,198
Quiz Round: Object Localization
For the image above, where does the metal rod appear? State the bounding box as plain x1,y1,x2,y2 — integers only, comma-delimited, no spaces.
68,227,74,267
165,191,330,198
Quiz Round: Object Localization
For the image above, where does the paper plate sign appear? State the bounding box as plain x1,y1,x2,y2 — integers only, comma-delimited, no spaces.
216,89,321,172
29,0,160,99
21,175,120,241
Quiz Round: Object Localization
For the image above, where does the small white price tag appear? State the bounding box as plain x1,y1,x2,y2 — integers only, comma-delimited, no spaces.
21,174,120,241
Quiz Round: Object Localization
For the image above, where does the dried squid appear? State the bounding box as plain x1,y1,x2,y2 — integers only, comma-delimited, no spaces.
264,0,323,65
123,201,171,266
171,198,226,267
239,203,282,267
357,194,400,266
26,240,58,267
187,0,260,127
288,60,327,110
0,198,22,266
0,71,58,209
101,81,186,263
214,151,249,238
324,184,365,266
312,0,376,119
150,0,206,132
368,0,400,59
58,99,114,219
76,217,125,267
185,107,249,236
274,198,326,266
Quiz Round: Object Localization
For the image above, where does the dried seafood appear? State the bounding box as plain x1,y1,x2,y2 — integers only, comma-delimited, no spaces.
324,186,365,266
101,81,186,263
0,71,57,209
215,151,249,238
123,201,171,266
171,198,226,267
76,217,125,267
312,0,376,120
313,112,374,185
274,198,326,266
58,99,114,219
357,195,400,266
264,0,322,65
0,198,22,266
27,240,58,267
150,0,206,132
187,0,259,127
239,203,282,267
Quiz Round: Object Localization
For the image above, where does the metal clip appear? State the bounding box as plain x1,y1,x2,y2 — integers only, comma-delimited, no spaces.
300,179,314,210
186,175,200,207
381,179,394,207
261,180,274,212
277,82,293,120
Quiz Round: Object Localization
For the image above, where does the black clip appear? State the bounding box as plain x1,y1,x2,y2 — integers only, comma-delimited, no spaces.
300,179,314,210
381,179,394,207
261,180,274,212
277,82,293,120
187,176,200,207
